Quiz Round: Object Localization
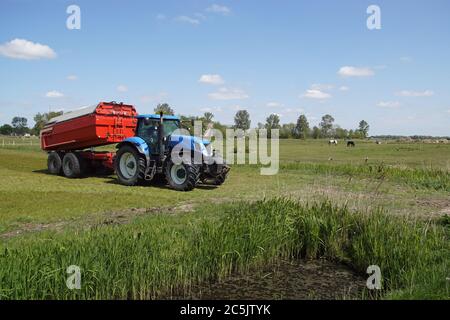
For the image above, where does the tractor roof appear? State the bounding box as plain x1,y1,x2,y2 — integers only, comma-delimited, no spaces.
136,114,180,120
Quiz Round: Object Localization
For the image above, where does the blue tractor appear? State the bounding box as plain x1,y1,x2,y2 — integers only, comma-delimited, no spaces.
114,113,229,191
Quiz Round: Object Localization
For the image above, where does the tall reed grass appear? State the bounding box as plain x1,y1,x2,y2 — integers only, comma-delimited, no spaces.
0,198,448,299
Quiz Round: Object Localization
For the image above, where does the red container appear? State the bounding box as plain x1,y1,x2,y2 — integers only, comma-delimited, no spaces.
41,102,137,151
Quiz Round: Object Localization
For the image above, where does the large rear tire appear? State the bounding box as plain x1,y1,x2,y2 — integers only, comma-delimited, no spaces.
47,152,62,175
62,153,82,178
114,145,146,186
165,161,199,191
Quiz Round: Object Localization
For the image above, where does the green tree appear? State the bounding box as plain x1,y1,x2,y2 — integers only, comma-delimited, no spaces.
32,111,63,135
348,129,355,139
319,114,335,137
234,110,251,130
311,126,321,139
295,114,310,139
265,114,281,138
154,103,174,115
11,117,29,135
265,113,281,130
335,126,349,139
358,120,370,138
0,124,13,135
203,112,214,123
280,123,295,139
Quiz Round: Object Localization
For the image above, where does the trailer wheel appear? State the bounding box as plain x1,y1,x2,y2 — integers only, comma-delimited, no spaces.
165,161,199,191
62,153,82,178
47,152,62,175
115,145,145,186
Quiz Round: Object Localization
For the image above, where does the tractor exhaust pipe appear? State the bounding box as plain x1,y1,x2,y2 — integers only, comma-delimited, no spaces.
159,111,165,163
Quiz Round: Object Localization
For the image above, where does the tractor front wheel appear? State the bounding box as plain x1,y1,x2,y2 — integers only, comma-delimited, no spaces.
165,161,199,191
115,145,146,186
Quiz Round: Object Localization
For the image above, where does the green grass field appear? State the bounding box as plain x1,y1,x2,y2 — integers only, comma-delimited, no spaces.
0,137,449,299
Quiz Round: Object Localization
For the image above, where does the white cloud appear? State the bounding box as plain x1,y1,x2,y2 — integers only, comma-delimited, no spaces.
266,102,283,107
0,38,56,60
339,86,350,91
302,89,331,100
195,13,207,20
141,92,168,104
67,75,78,81
311,83,334,91
199,74,224,85
175,15,200,25
396,90,434,97
156,13,166,20
45,90,64,98
200,106,222,112
338,66,374,77
377,101,401,108
117,85,128,93
206,4,231,15
208,87,249,100
284,108,305,113
400,56,413,63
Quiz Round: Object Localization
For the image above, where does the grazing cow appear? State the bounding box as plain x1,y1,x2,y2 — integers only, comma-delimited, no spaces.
328,139,338,146
347,140,355,147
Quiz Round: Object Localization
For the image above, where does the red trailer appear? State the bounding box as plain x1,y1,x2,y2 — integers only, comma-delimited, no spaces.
41,101,137,177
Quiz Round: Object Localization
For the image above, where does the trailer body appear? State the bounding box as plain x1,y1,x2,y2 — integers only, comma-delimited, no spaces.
41,102,137,151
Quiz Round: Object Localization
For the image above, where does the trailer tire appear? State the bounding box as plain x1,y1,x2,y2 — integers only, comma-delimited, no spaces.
165,161,199,191
62,152,82,178
47,152,62,175
115,145,146,186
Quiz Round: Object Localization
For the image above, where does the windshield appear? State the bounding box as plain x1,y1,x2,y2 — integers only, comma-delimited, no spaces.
162,119,180,136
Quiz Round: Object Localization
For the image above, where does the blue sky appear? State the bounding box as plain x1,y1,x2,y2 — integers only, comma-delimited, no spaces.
0,0,449,135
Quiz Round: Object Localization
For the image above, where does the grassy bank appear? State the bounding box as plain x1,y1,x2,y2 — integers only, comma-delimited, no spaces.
0,198,448,300
281,162,450,191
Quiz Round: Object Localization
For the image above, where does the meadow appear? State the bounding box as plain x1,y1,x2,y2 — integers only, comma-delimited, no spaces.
0,137,449,299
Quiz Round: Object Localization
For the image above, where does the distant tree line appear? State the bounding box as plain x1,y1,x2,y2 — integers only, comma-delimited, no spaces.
0,111,63,136
1,103,370,140
232,110,370,139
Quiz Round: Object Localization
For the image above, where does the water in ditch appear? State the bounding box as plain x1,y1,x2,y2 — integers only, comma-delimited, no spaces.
172,259,367,300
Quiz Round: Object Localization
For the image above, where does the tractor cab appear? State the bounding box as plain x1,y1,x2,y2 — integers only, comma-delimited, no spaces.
135,114,181,154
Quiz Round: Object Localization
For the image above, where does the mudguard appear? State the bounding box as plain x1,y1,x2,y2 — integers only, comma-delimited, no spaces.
116,137,151,165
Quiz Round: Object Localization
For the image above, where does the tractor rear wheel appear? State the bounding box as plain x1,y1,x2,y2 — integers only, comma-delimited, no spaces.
165,161,199,191
115,145,146,186
62,152,82,178
47,152,62,175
